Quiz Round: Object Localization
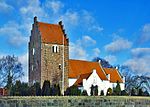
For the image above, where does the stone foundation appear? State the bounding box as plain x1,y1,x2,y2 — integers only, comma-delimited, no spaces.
0,96,150,107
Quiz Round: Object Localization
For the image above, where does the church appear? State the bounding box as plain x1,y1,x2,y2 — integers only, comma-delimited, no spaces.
29,17,125,95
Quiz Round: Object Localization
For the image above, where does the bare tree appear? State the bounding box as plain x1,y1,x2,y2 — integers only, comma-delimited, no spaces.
0,55,24,90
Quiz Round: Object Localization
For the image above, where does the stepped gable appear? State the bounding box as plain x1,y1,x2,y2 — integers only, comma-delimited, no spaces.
38,22,68,45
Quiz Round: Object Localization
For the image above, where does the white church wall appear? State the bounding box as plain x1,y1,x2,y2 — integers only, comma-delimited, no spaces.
68,78,77,87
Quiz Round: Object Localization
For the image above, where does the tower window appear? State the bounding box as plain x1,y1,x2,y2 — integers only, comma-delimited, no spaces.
52,45,59,53
59,64,61,69
31,65,34,71
32,48,35,55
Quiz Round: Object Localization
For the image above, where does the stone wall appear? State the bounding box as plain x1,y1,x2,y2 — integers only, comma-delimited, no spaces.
0,96,150,107
41,43,69,91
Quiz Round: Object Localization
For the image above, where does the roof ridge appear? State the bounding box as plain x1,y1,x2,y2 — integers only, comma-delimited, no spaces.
38,21,59,26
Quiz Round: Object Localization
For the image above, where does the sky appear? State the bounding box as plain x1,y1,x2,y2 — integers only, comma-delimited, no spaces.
0,0,150,82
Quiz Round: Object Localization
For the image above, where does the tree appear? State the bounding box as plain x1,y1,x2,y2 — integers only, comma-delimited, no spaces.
92,57,113,68
65,85,81,96
81,90,88,96
113,82,121,95
42,80,51,96
51,84,61,96
107,88,112,96
100,90,104,96
90,85,98,96
131,88,136,96
34,82,41,96
0,55,24,94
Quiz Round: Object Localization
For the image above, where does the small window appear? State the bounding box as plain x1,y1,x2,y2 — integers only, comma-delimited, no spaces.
31,65,34,71
52,45,59,53
32,48,35,55
59,64,61,69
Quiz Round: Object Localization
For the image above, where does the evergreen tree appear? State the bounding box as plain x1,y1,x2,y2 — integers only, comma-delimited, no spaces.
138,88,144,96
81,90,88,96
107,88,112,96
65,85,81,96
100,90,104,96
42,80,51,96
113,82,121,95
34,82,41,96
131,88,136,96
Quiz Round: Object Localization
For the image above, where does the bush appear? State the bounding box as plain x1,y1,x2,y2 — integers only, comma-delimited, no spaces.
113,82,121,95
90,85,98,96
107,88,112,96
42,80,51,96
51,84,61,96
131,88,136,96
100,90,104,96
121,90,128,96
65,85,81,96
81,90,88,96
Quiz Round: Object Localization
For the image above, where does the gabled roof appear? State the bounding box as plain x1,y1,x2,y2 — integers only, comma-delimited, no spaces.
103,68,123,83
68,59,108,80
37,22,68,45
74,72,92,86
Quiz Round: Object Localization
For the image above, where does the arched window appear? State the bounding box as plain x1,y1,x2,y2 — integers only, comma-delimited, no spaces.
52,45,59,53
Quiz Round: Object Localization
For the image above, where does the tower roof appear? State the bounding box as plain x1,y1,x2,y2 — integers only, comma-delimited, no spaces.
37,22,68,45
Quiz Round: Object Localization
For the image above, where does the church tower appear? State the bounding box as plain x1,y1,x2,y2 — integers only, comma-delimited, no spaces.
29,16,69,93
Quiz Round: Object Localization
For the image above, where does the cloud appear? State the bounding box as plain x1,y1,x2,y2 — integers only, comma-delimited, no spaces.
0,1,13,13
45,0,63,14
124,56,150,76
88,25,104,32
124,47,150,76
131,48,150,57
69,35,97,60
18,53,28,82
93,48,100,57
104,36,132,53
0,21,28,47
104,55,117,64
139,23,150,43
69,42,88,60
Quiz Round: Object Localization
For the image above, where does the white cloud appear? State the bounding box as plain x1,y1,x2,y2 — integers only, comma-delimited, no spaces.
93,48,100,57
139,23,150,43
18,53,28,82
69,42,88,60
105,36,132,53
104,55,117,64
60,10,79,26
0,21,28,47
89,25,104,32
131,48,150,57
124,47,150,76
124,56,150,76
45,0,63,13
0,1,13,13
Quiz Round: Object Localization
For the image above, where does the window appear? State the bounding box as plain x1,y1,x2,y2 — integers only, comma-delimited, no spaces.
32,48,35,55
59,64,61,69
31,65,34,71
52,45,59,53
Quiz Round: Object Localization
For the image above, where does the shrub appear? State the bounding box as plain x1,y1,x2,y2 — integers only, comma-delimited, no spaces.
65,85,81,96
42,80,51,96
81,90,88,96
107,88,112,96
100,90,104,96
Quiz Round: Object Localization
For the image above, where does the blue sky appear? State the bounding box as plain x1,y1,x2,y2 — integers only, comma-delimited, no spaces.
0,0,150,81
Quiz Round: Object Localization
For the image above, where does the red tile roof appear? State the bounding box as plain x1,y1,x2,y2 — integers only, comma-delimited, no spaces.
68,59,108,81
103,68,123,83
74,72,92,86
38,22,68,45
